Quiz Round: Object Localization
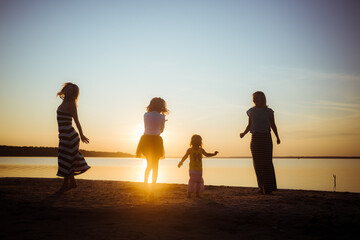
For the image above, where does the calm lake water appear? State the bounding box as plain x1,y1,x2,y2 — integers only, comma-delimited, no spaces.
1,157,360,193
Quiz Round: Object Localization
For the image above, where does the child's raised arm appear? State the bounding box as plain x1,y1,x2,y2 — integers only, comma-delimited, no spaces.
201,149,219,157
178,149,191,168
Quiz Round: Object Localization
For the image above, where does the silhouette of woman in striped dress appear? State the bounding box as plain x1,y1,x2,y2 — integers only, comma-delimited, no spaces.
56,83,90,194
240,91,280,194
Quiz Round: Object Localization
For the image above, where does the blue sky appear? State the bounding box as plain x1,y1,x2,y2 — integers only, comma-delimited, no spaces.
0,0,359,156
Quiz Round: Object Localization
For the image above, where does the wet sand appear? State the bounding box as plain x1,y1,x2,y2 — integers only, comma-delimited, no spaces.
1,177,359,239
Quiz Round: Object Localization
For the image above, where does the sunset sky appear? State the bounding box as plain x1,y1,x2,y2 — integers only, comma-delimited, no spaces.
0,0,359,157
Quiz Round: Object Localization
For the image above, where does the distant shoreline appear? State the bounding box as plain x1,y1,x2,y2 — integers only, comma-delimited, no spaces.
0,145,359,159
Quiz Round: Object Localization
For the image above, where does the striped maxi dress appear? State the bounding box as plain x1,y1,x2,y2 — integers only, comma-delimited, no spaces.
57,110,90,177
250,132,277,194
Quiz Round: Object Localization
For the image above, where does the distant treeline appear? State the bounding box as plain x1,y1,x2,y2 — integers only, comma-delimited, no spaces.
0,145,134,158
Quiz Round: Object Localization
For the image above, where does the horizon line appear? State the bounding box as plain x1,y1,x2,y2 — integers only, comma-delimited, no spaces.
0,145,359,159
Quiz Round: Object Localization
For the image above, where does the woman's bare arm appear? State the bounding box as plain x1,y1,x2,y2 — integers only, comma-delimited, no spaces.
240,116,252,138
270,114,280,144
70,103,89,144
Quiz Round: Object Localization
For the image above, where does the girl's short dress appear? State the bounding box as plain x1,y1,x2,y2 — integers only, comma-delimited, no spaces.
136,134,165,160
188,148,205,193
57,110,90,177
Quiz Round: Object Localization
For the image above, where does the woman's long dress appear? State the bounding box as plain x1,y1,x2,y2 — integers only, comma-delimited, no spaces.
250,132,277,193
57,110,90,177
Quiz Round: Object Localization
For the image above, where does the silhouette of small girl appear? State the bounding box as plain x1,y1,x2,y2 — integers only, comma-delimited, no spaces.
178,135,218,198
56,83,90,194
240,91,280,194
136,97,169,196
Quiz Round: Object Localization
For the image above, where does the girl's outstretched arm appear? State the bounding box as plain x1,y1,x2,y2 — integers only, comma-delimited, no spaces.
178,149,190,168
240,116,252,138
270,114,280,144
202,149,219,157
70,103,90,144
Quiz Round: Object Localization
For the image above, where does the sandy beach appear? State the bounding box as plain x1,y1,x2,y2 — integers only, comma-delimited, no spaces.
0,178,359,240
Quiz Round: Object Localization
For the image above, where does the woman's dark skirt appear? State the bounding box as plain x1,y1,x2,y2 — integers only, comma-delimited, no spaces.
250,132,277,194
136,134,165,160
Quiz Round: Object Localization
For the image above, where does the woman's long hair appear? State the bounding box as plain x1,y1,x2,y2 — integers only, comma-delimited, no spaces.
146,97,169,115
57,83,80,105
252,91,268,108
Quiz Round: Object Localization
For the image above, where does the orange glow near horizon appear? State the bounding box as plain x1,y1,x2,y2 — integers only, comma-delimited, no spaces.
1,120,360,157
